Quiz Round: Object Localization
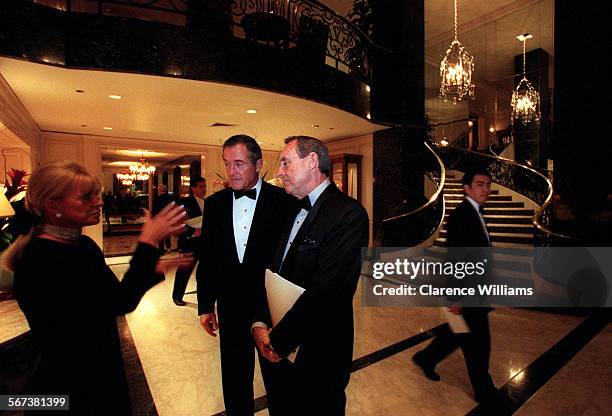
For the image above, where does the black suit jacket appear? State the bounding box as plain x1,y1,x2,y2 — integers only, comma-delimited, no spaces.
177,195,204,252
266,183,369,367
446,199,492,305
196,181,296,317
447,199,490,247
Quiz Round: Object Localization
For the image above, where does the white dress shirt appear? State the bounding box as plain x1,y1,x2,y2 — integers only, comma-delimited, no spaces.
465,196,490,244
195,196,204,213
233,178,262,263
281,178,331,263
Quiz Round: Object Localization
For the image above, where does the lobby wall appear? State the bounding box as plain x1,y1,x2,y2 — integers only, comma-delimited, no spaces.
41,131,280,248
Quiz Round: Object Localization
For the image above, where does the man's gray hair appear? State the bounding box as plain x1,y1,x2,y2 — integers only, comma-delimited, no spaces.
284,136,331,176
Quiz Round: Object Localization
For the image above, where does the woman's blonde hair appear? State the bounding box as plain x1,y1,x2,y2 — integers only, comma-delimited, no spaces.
1,161,100,271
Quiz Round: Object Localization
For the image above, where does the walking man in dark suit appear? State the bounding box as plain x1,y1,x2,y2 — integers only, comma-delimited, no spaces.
253,136,369,415
172,177,206,305
412,168,504,410
153,184,175,254
196,135,295,415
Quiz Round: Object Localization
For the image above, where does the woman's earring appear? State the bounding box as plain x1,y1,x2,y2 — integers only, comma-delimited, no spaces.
56,212,63,218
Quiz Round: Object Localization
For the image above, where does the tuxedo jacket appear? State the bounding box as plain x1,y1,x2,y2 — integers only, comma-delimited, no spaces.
265,183,369,368
196,181,296,318
177,195,203,252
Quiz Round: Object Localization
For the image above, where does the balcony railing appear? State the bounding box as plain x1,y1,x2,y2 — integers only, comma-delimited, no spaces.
32,0,374,82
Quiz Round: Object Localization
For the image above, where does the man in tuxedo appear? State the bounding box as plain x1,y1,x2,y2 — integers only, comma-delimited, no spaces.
253,136,369,415
412,168,502,409
196,135,295,415
172,177,206,305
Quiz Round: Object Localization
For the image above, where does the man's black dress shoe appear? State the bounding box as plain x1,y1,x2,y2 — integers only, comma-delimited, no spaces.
173,299,186,306
412,352,441,381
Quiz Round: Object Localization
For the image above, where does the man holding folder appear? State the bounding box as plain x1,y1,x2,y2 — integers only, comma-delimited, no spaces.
253,136,369,415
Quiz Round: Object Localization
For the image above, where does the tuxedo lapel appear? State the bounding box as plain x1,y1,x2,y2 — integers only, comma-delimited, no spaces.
221,191,240,264
279,184,336,276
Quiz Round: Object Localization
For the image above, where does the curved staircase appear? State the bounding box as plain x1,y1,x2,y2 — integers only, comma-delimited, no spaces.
434,174,536,248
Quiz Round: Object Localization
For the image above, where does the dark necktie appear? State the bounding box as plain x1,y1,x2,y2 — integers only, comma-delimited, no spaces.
299,196,312,211
233,188,256,200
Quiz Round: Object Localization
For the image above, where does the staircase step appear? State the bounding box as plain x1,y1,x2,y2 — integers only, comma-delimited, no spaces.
444,194,512,201
440,223,534,234
443,186,499,195
443,207,535,216
434,237,533,247
443,214,534,224
445,200,525,208
484,215,533,224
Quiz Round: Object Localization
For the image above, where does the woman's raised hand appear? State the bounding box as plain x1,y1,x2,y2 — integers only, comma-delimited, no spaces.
138,202,187,246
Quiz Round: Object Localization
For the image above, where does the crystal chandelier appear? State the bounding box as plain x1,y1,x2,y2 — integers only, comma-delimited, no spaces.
128,156,156,181
439,0,475,103
511,34,540,124
116,172,134,186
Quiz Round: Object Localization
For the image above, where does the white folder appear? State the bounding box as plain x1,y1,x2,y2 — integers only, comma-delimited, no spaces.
185,216,202,228
440,307,471,334
265,269,305,362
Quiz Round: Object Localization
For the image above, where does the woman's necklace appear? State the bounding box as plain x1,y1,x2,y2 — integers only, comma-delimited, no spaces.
41,224,82,241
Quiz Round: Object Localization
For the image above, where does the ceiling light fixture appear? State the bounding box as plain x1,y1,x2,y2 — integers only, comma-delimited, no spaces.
511,34,540,125
129,154,156,181
439,0,475,103
108,94,122,100
246,109,257,114
103,127,113,130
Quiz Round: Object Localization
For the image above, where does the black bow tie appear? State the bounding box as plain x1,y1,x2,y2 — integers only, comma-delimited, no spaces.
299,197,312,211
233,188,256,200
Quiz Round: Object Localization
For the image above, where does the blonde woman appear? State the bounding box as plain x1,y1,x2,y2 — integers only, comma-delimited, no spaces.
2,161,190,415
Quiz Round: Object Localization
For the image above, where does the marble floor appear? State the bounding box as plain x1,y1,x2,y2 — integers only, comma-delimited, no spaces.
0,257,610,416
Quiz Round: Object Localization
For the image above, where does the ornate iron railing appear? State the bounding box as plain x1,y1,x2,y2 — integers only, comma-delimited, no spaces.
380,141,446,247
44,0,374,81
436,145,576,246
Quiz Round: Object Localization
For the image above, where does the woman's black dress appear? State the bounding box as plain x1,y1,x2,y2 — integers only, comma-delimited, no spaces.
14,236,164,415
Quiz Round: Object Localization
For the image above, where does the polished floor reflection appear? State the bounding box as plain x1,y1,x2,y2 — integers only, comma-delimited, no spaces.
1,260,609,415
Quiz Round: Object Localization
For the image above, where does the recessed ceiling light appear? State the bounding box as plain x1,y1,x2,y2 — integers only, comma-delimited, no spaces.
489,127,495,133
366,113,372,120
312,124,320,128
103,127,113,130
75,89,85,93
246,109,257,114
366,85,371,92
257,141,263,144
108,94,122,100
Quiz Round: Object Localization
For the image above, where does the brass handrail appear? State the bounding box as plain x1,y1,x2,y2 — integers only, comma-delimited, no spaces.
382,141,446,223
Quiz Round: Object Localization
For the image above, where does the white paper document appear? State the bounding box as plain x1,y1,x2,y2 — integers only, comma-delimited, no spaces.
265,269,305,363
440,307,471,334
185,216,202,229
